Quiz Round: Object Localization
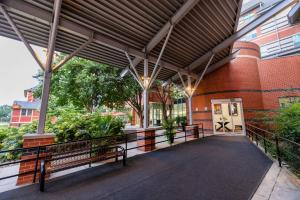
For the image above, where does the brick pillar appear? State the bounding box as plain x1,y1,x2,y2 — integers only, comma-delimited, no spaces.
17,134,55,185
137,128,156,151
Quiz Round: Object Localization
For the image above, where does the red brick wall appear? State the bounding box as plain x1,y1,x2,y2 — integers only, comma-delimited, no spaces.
258,55,300,110
17,135,55,185
192,41,300,132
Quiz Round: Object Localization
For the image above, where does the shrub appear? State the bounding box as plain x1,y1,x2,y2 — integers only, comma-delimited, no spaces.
0,128,8,149
53,111,124,142
276,103,300,143
275,103,300,175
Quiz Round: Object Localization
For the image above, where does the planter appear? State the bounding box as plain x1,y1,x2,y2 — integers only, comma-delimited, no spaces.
168,135,174,144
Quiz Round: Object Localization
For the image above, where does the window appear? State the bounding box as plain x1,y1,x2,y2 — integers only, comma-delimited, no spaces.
260,46,268,57
21,109,27,116
27,109,32,116
21,109,33,116
242,13,255,23
293,34,300,47
279,96,300,108
173,98,186,118
244,30,257,41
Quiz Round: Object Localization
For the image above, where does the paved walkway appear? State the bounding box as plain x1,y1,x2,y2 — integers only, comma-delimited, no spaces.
0,136,272,200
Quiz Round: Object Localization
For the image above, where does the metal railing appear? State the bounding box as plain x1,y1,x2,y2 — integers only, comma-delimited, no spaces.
0,124,204,183
246,123,300,174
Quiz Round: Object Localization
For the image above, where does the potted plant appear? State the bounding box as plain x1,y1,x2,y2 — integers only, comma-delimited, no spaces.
180,116,187,132
175,116,187,131
163,118,176,144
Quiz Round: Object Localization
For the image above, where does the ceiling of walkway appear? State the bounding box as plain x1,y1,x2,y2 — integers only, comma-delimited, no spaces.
0,0,242,81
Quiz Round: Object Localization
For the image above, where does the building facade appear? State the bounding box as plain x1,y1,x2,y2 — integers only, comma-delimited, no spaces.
10,88,40,127
191,0,300,134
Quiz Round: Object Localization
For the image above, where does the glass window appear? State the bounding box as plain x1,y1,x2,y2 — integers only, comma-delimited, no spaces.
279,96,300,108
260,46,268,57
27,109,32,116
293,34,300,47
173,98,186,118
21,109,27,116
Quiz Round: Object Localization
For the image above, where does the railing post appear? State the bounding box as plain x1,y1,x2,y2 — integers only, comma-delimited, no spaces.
33,146,41,183
125,134,128,157
275,136,282,167
89,140,92,167
263,132,267,153
39,160,46,192
184,126,187,142
115,146,119,162
255,133,258,145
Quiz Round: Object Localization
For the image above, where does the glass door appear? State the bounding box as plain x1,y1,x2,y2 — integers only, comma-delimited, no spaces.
211,99,244,134
151,103,162,126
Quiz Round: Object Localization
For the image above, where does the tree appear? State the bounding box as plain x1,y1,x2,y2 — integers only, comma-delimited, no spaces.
0,105,11,123
122,75,143,127
152,82,184,122
35,56,127,113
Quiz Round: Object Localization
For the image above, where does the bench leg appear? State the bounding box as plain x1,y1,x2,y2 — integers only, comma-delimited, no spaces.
39,160,46,192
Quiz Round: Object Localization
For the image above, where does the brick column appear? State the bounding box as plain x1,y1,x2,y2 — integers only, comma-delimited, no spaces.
137,128,156,151
17,134,54,185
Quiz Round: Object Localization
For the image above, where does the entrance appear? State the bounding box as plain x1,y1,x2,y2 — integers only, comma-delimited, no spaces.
211,99,245,134
150,103,162,126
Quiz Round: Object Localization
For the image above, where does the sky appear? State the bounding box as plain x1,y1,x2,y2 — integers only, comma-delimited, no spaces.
0,36,46,106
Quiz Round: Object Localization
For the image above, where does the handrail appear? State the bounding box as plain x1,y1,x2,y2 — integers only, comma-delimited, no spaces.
247,123,300,146
246,123,300,171
0,123,205,182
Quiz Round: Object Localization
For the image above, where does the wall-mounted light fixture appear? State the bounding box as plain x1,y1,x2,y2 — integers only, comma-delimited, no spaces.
142,76,150,89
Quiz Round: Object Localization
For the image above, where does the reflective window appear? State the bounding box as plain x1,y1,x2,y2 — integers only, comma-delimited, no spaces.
293,34,300,47
279,96,300,108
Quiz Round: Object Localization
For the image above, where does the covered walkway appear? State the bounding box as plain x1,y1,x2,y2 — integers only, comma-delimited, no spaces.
0,136,272,200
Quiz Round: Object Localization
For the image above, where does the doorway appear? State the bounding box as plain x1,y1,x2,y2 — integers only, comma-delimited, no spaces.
211,99,245,135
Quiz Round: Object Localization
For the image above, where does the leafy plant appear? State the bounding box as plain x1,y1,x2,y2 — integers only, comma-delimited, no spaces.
175,116,187,126
276,103,300,143
0,105,11,123
52,110,124,142
34,56,129,113
162,118,176,144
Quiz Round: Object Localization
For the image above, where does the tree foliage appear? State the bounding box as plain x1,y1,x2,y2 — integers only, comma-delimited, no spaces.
0,110,124,153
35,56,127,113
0,105,11,122
152,82,184,122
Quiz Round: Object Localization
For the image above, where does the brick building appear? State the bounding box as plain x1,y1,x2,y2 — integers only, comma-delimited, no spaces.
10,88,40,127
191,0,300,134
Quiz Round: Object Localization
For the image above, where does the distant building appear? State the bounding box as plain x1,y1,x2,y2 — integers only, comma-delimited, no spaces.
239,0,300,59
10,88,40,127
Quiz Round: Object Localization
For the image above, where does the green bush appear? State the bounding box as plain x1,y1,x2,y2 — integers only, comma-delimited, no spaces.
276,103,300,143
275,103,300,175
0,128,8,149
52,111,124,142
0,110,124,161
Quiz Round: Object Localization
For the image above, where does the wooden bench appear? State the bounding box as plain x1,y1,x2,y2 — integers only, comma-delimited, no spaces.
39,139,126,192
